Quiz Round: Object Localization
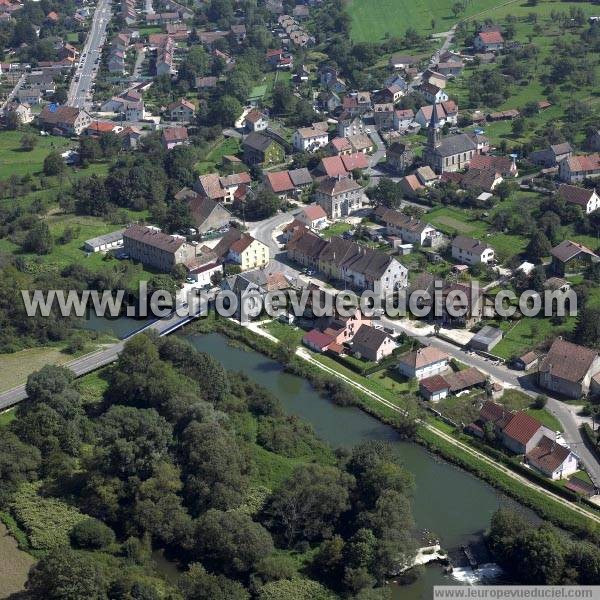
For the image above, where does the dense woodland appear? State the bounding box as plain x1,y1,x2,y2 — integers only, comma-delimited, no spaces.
0,333,417,599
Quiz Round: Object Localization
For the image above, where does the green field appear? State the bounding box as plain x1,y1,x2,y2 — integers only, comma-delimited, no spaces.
348,0,508,41
0,130,72,179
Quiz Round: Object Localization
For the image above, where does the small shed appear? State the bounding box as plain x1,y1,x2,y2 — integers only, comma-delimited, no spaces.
419,375,450,402
84,230,124,253
469,325,503,352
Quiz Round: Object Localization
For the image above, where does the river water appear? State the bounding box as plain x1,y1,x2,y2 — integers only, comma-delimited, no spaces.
182,332,534,598
82,315,531,597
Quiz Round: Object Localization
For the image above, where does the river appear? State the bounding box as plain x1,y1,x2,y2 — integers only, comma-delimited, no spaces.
82,315,532,597
182,332,534,598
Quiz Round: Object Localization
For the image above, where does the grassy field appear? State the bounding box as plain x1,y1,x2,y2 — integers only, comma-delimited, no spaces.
0,346,75,392
489,316,576,360
195,137,242,175
0,130,72,179
347,0,510,40
0,522,35,598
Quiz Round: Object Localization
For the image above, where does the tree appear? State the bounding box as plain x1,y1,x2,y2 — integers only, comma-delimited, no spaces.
70,518,115,550
264,464,353,546
178,563,249,600
26,548,108,599
43,150,65,176
526,230,552,262
533,394,547,409
245,188,281,220
20,133,37,151
0,432,40,504
574,306,600,348
5,110,20,130
368,178,403,208
193,509,274,576
209,95,243,127
22,220,53,254
79,137,102,162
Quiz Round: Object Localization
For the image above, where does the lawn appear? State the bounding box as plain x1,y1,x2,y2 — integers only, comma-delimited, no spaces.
427,206,488,236
195,137,242,175
0,522,35,598
489,316,576,360
0,130,72,179
321,222,352,239
0,346,75,392
347,0,508,41
262,320,306,348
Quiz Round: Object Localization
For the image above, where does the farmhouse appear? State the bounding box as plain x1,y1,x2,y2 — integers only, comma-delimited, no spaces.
557,184,600,214
539,338,600,399
550,240,600,276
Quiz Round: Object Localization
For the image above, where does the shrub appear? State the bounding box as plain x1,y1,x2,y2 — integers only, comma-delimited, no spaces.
70,517,115,550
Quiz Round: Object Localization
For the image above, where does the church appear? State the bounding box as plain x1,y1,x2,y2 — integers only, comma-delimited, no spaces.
423,103,485,173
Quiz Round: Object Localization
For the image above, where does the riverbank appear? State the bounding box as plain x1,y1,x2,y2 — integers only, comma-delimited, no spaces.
189,316,600,543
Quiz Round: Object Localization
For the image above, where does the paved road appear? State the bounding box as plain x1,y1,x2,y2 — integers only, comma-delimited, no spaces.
68,0,112,108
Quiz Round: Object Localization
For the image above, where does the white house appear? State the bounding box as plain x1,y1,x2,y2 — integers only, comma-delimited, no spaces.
292,125,329,152
557,184,600,214
297,204,328,230
526,436,579,480
419,82,448,104
397,346,449,380
451,236,495,265
351,324,397,362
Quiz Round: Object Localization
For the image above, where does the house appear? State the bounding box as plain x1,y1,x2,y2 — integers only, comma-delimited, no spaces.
292,125,329,152
423,105,481,174
422,69,448,89
188,195,232,233
85,120,121,137
379,209,441,247
526,436,579,480
243,110,268,132
167,98,195,122
329,137,353,156
297,204,328,230
415,166,438,187
559,154,600,183
315,176,363,219
389,54,419,70
348,133,373,154
415,101,459,128
6,102,32,124
337,113,363,138
418,82,448,104
513,351,539,371
460,168,503,193
213,228,270,270
387,142,413,175
544,277,571,294
123,225,199,272
315,308,372,347
529,142,572,168
419,375,450,402
539,337,600,399
319,153,369,178
500,411,550,455
452,236,495,265
557,184,600,214
84,230,124,253
162,126,188,150
38,106,92,136
474,30,505,52
195,76,218,90
287,232,408,293
265,168,312,199
194,172,252,204
318,91,341,113
469,325,503,352
469,154,517,178
399,174,425,198
373,103,395,130
351,324,397,362
230,23,246,43
243,133,284,166
303,329,337,353
397,346,449,380
156,37,175,76
435,61,464,76
393,108,415,131
550,240,600,276
379,85,404,104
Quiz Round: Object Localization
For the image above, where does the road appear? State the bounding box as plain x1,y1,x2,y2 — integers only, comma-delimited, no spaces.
248,212,600,485
68,0,112,108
